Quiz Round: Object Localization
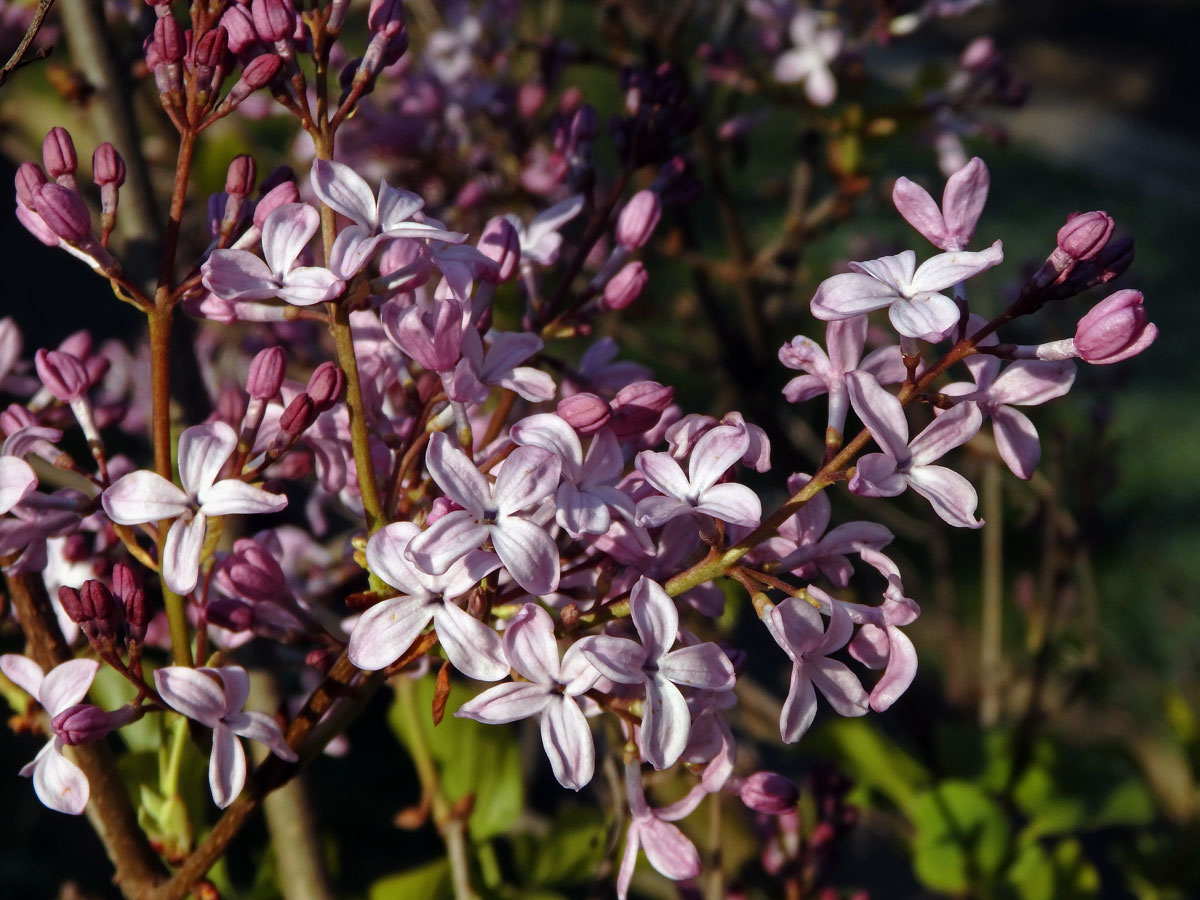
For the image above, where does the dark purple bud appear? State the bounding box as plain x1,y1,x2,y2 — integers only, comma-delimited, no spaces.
279,393,316,437
615,191,661,250
194,26,230,70
305,362,343,412
252,0,295,43
58,585,86,623
1056,211,1113,261
61,533,90,563
206,597,254,631
569,104,598,145
35,348,89,402
92,143,126,187
113,562,148,641
154,15,186,63
367,0,405,39
81,579,121,637
222,538,287,601
477,217,521,284
42,128,78,179
556,392,611,435
610,381,674,438
1093,235,1135,283
225,154,256,197
247,346,286,399
253,177,299,228
15,162,48,208
52,704,113,746
737,772,800,815
33,184,92,242
602,261,647,311
240,53,282,91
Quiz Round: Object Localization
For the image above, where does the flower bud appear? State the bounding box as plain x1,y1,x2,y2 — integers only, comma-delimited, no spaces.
193,26,230,91
52,704,113,746
15,162,48,208
1056,211,1113,261
92,143,126,187
569,104,598,145
602,261,647,310
206,597,255,632
154,15,186,63
737,772,800,815
306,362,344,411
58,585,86,623
279,393,316,437
1,403,38,433
220,3,260,55
1073,289,1157,364
247,346,286,399
81,579,122,638
615,190,661,250
477,217,520,284
42,127,78,180
610,380,674,438
221,538,287,601
1093,235,1135,283
253,177,299,228
252,0,295,43
557,392,611,434
113,562,148,642
225,154,256,197
35,348,89,402
33,184,92,243
223,54,283,110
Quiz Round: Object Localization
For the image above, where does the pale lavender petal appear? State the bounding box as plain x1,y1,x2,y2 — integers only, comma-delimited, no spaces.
892,177,947,248
616,826,641,900
888,290,960,340
162,514,207,595
909,241,1003,294
859,345,908,385
39,659,99,715
310,159,377,229
808,658,869,717
199,479,288,516
557,482,611,535
425,433,491,513
773,48,817,83
375,182,425,231
768,596,821,659
201,251,280,302
634,451,692,500
848,251,915,290
868,626,917,712
407,510,489,576
825,316,868,373
348,595,435,670
780,667,817,742
988,360,1075,407
490,517,560,595
782,373,828,404
659,644,735,691
433,602,509,681
641,673,690,770
581,428,625,483
501,602,559,685
849,624,890,670
849,453,906,497
540,696,594,790
455,681,551,723
906,464,982,528
0,654,43,698
154,666,226,726
991,405,1040,480
179,421,237,496
576,635,646,684
493,446,560,516
510,414,583,474
261,203,319,275
811,272,898,321
213,666,250,715
941,157,989,249
497,366,556,402
908,400,981,467
364,522,426,595
33,743,89,814
630,576,677,662
439,550,502,598
633,494,690,528
225,709,298,761
846,371,909,460
480,331,543,379
640,816,702,880
329,226,383,279
524,195,585,265
804,63,836,107
102,470,189,524
778,335,831,377
0,457,37,514
277,267,345,306
694,483,761,527
687,425,749,493
210,722,246,808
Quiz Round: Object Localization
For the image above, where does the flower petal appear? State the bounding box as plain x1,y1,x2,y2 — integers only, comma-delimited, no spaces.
908,399,981,467
39,659,99,715
154,666,226,726
540,696,594,790
490,517,560,596
162,514,208,595
201,250,280,302
210,722,246,808
198,479,288,516
501,602,560,684
640,816,702,880
492,446,560,516
261,203,319,276
278,267,345,306
694,482,761,527
811,271,898,321
0,653,44,699
102,470,189,524
455,681,551,724
641,673,691,770
310,159,378,229
348,595,436,670
178,422,238,496
630,576,677,662
780,666,817,742
909,240,1003,294
33,741,89,814
659,644,735,691
433,602,509,681
0,456,37,514
407,510,489,576
906,464,982,528
846,371,909,460
687,425,749,493
991,406,1041,480
425,432,491,513
226,710,298,761
634,450,692,500
892,177,947,248
576,635,646,685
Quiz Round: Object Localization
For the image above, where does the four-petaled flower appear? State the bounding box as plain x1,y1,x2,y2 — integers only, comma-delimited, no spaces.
102,421,288,594
154,665,298,808
634,425,761,529
773,10,843,107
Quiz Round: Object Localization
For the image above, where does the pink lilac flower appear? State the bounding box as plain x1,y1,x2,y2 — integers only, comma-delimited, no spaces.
846,371,984,528
202,203,345,306
778,315,906,438
810,242,1003,341
666,412,772,474
772,9,842,106
843,548,921,712
509,414,634,537
892,157,990,252
348,521,507,680
762,597,867,742
448,329,556,404
102,421,288,594
634,424,761,529
0,655,100,814
407,433,562,596
502,194,586,267
578,576,735,769
456,603,600,790
616,760,702,899
154,665,297,808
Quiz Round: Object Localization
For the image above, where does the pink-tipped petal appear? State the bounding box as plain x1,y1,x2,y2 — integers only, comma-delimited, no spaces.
892,177,948,248
634,451,692,500
941,157,990,249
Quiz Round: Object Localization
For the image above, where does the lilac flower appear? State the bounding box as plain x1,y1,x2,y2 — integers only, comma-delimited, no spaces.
0,455,37,514
456,603,600,790
0,655,100,814
843,549,921,712
407,433,562,596
846,371,984,528
892,157,990,252
448,329,556,404
773,9,842,106
942,321,1075,479
102,422,288,594
762,597,868,742
666,411,772,474
617,760,702,900
502,194,585,267
154,665,297,808
310,159,467,278
778,316,906,437
201,203,345,306
510,414,634,536
811,242,1003,341
578,577,735,769
634,424,761,529
349,522,506,680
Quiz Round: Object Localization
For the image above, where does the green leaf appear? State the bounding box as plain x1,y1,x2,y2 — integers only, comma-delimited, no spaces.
387,677,524,839
369,858,452,900
911,780,1009,894
521,805,609,888
810,718,930,814
1004,838,1101,900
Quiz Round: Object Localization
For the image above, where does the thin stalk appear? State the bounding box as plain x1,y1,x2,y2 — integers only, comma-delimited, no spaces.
979,459,1003,727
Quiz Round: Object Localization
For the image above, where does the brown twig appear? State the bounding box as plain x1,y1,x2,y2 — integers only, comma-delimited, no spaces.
0,0,56,89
